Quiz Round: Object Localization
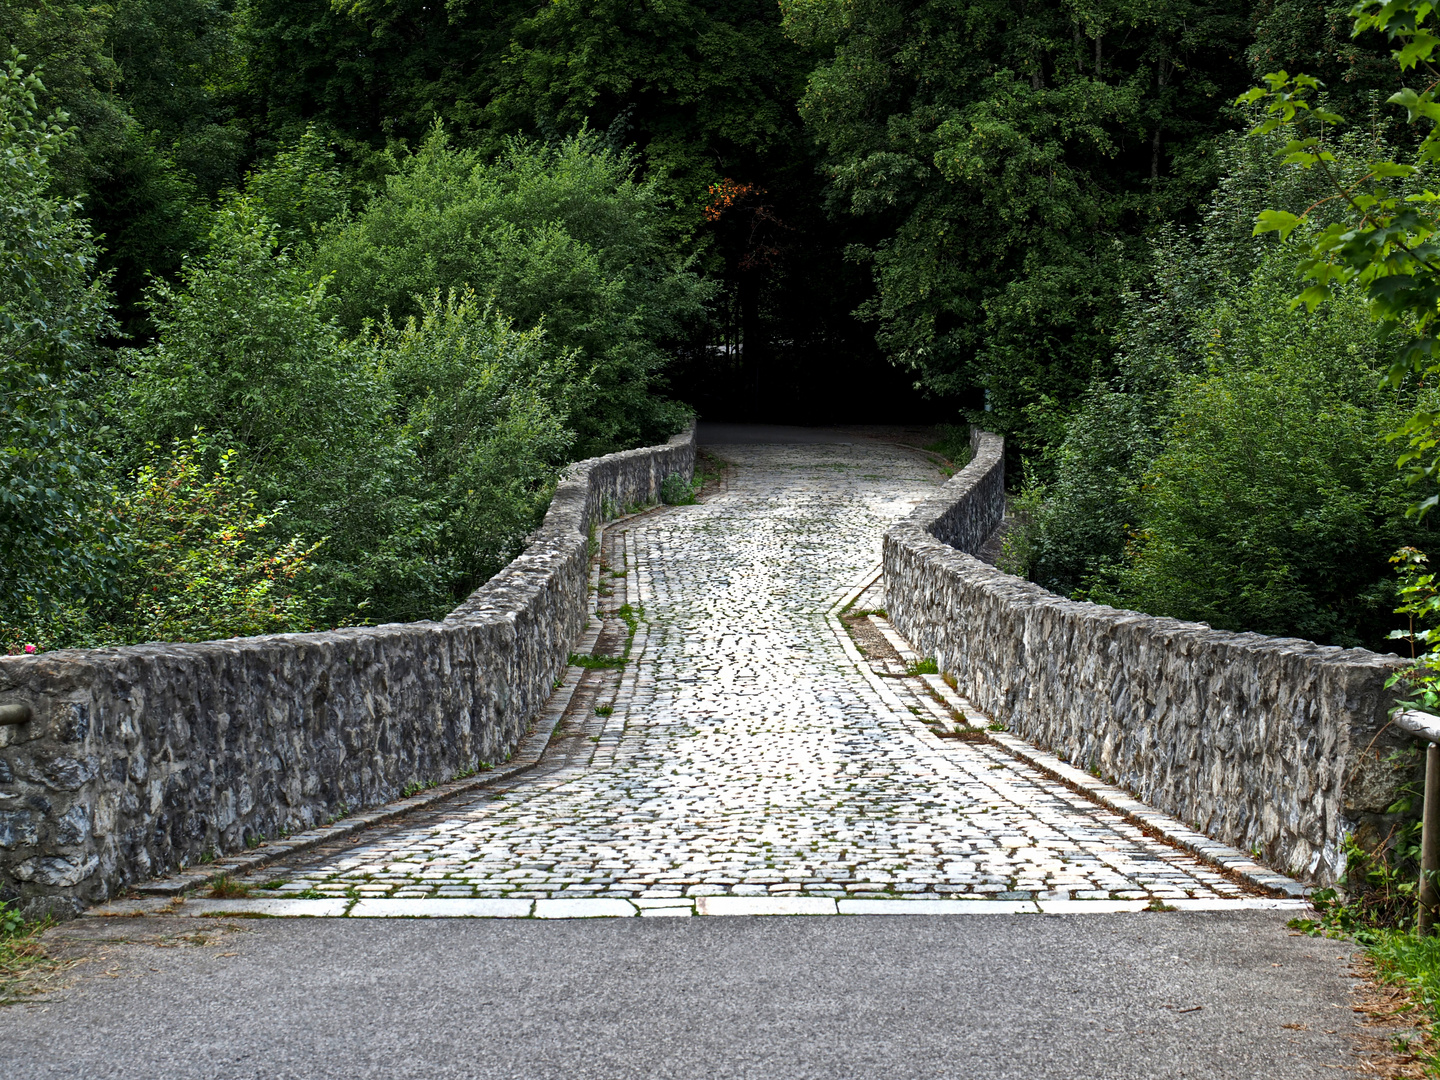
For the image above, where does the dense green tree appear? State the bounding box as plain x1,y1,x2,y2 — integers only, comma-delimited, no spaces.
0,54,118,624
488,0,812,209
313,127,710,455
118,197,579,625
243,0,528,148
1247,0,1397,122
1016,127,1435,650
784,0,1256,450
0,0,251,338
487,0,904,421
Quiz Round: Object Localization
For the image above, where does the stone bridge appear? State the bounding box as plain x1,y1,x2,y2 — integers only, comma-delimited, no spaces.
0,425,1416,918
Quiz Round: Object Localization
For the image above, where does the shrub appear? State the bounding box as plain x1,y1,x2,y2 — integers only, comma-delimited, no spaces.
660,472,695,505
368,288,574,604
313,126,711,455
0,53,120,617
105,436,322,643
1025,128,1437,650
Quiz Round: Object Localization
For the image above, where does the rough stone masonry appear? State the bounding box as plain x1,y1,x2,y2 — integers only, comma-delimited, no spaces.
0,428,695,918
885,428,1417,886
208,440,1254,909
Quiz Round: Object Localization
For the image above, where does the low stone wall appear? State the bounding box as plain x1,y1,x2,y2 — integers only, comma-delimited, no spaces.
0,427,694,917
884,428,1413,887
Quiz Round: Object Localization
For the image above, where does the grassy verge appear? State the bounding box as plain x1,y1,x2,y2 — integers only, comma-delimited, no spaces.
0,901,65,1005
1292,801,1440,1075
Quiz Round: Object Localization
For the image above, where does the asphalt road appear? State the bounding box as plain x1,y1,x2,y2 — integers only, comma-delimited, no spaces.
1,911,1365,1079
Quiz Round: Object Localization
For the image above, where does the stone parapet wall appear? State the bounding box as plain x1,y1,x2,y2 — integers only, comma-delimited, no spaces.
884,428,1412,886
0,427,695,917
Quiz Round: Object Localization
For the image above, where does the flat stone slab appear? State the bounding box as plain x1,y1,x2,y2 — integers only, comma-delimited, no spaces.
189,899,350,918
837,898,1037,915
696,897,839,917
350,898,533,918
85,895,1315,919
532,899,638,919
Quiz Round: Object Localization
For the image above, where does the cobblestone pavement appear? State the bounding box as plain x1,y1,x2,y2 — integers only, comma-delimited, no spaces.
236,442,1254,907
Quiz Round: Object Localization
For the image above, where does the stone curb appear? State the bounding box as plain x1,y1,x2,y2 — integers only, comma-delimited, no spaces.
982,729,1311,899
902,632,1311,900
84,894,1312,920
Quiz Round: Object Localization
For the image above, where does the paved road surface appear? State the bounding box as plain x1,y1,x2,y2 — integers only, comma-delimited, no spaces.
4,911,1364,1079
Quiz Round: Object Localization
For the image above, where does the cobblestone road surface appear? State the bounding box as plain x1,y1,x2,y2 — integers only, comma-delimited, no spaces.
251,442,1248,905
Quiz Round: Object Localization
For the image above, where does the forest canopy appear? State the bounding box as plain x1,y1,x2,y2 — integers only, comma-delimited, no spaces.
1,0,1436,652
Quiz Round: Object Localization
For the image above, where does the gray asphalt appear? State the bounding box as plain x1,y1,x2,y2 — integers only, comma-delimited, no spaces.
1,911,1362,1079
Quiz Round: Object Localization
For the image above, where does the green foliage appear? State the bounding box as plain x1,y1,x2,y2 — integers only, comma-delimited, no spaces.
0,1,248,335
243,0,528,149
1244,1,1440,515
786,0,1257,450
1076,331,1417,649
1020,123,1436,650
123,201,366,475
242,126,353,247
0,900,22,937
314,127,709,455
107,0,250,196
8,435,325,651
369,289,574,603
119,203,576,625
660,472,697,505
0,53,120,619
105,436,322,644
488,0,812,216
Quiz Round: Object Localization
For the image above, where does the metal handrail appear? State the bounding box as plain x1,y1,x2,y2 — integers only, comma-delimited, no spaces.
1395,709,1440,743
1393,710,1440,934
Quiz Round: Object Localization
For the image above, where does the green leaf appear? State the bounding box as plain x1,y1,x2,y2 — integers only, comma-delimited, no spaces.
1254,209,1304,240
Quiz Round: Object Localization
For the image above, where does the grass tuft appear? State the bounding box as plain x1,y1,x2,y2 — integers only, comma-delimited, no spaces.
207,874,250,899
0,901,63,1005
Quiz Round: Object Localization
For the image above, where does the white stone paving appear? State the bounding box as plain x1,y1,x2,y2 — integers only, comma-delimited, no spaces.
238,442,1260,909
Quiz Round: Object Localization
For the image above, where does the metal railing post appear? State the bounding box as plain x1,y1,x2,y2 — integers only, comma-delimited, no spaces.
1423,742,1440,936
1382,713,1440,934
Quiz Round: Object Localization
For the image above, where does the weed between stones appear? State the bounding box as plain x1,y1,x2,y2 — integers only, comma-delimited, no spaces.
207,874,250,899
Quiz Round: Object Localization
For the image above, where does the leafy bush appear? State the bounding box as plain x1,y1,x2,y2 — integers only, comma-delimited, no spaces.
5,436,325,651
313,126,710,455
0,53,119,618
111,437,323,643
122,199,372,477
660,472,695,506
367,289,574,604
115,203,577,627
1022,129,1436,651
